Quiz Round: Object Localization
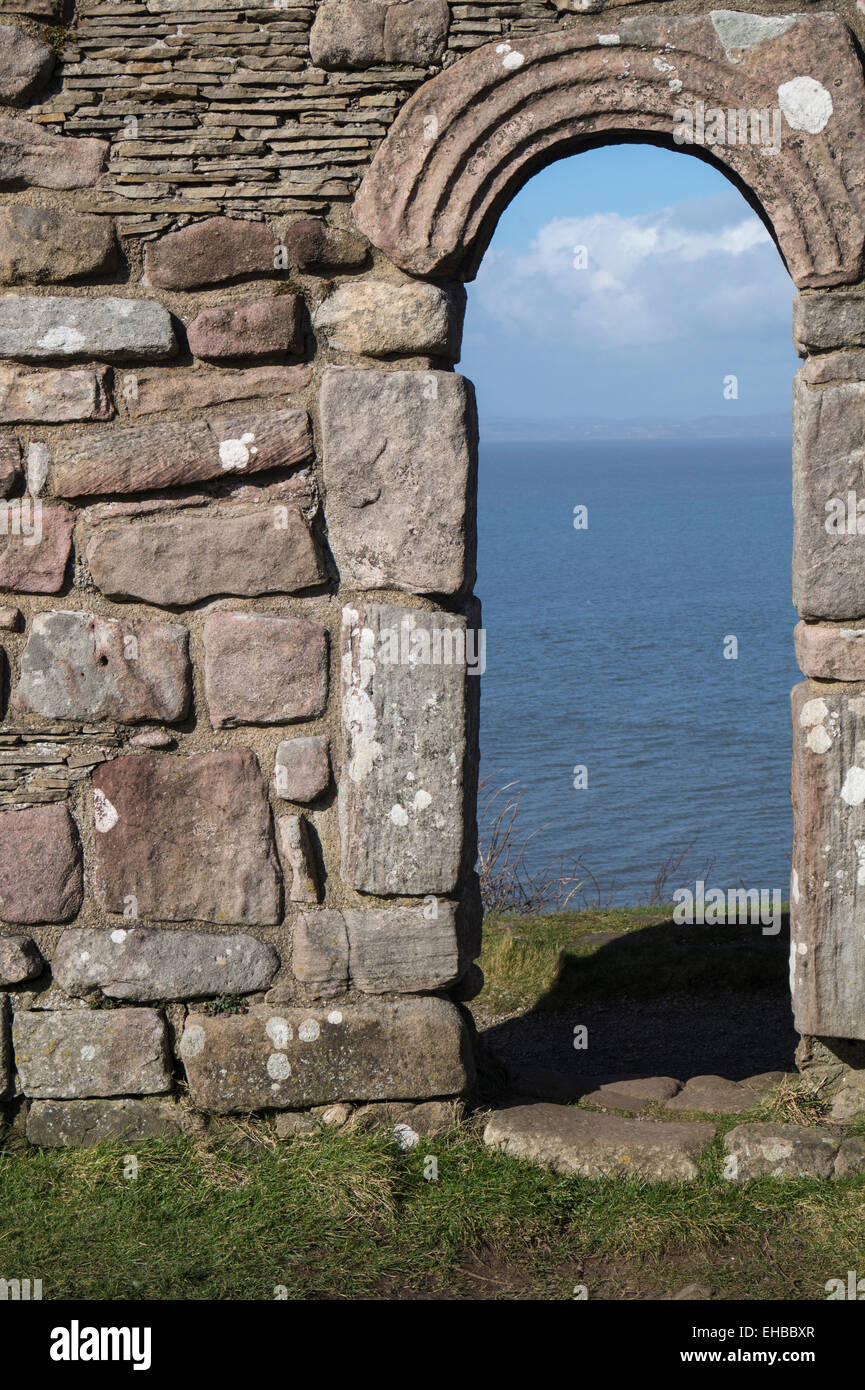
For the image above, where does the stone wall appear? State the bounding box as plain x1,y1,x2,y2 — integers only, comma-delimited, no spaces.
1,0,865,1142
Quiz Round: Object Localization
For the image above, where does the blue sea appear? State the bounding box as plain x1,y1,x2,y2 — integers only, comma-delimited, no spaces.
476,437,801,906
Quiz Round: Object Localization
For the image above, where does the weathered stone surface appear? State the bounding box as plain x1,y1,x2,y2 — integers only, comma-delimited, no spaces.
0,118,106,189
345,905,460,993
0,992,10,1096
0,364,112,423
354,14,865,289
791,684,865,1039
203,612,327,728
0,0,60,12
87,504,325,606
723,1122,838,1179
794,620,865,681
0,804,82,923
291,909,348,997
321,370,476,594
340,602,467,895
54,407,311,498
581,1076,681,1114
0,26,53,105
0,934,43,985
277,813,319,904
275,1109,319,1138
26,1097,196,1147
829,1074,865,1121
179,997,473,1111
0,296,176,362
0,502,74,593
664,1075,760,1115
0,434,19,495
144,216,278,290
313,281,463,358
54,927,278,1000
0,604,20,630
795,292,865,352
187,296,302,360
310,0,447,68
12,610,191,724
120,365,312,417
283,218,367,272
0,208,117,285
13,1008,172,1099
275,736,330,803
800,350,865,385
834,1136,865,1176
351,1097,461,1136
793,377,865,619
91,751,282,925
484,1104,716,1181
384,0,449,63
310,0,386,69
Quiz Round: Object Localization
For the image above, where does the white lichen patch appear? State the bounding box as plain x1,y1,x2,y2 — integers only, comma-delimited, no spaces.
778,76,833,134
266,1016,292,1049
799,697,829,728
389,804,409,827
93,789,119,833
841,766,865,806
110,929,127,944
393,1123,419,1150
342,609,383,784
495,41,524,69
791,868,800,904
218,432,258,471
79,1045,96,1061
807,725,832,755
327,1010,343,1025
299,1019,320,1042
266,1052,291,1080
37,326,87,353
597,34,620,46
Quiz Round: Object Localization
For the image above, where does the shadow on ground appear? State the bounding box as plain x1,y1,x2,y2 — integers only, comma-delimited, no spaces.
475,912,798,1096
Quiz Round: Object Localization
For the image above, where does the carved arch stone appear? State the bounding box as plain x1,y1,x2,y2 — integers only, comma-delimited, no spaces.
353,10,865,288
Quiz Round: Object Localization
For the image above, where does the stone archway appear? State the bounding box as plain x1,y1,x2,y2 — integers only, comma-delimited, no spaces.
353,11,865,1057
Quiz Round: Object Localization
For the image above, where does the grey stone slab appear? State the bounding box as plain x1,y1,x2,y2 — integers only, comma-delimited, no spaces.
53,927,279,1001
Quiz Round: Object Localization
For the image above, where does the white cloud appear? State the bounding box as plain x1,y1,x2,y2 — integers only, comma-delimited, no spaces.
470,193,793,350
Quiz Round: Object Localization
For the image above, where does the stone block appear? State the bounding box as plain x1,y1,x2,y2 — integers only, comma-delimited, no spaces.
483,1103,715,1181
53,407,311,497
310,0,387,69
313,280,463,357
203,612,328,728
0,295,176,362
277,813,319,904
0,502,74,593
0,435,19,495
340,602,468,894
91,751,282,926
0,364,113,423
793,377,865,619
320,370,476,594
0,26,54,105
0,207,116,284
179,997,473,1111
283,218,367,272
291,909,348,997
144,216,278,290
344,905,461,992
187,295,302,360
13,1008,172,1098
274,736,330,803
26,1097,195,1147
794,291,865,352
53,927,278,1001
0,117,106,189
0,992,9,1097
791,683,865,1039
12,610,191,724
87,504,325,606
383,0,448,64
723,1121,839,1179
794,620,865,681
0,934,43,985
119,365,311,416
0,803,82,923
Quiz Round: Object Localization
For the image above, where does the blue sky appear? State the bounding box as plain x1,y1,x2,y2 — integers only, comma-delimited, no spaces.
460,144,800,426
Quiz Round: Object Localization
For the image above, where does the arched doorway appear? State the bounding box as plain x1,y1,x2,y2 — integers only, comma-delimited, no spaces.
352,12,865,1051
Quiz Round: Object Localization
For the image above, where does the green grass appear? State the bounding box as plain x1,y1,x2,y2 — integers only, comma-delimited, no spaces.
1,1121,864,1300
